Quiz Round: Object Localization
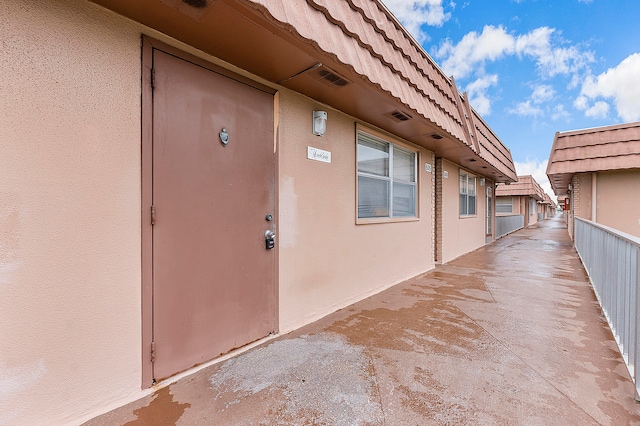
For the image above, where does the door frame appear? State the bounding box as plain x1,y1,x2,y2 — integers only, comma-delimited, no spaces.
485,184,493,242
141,36,278,387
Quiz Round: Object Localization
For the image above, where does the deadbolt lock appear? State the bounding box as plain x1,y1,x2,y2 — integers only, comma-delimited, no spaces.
265,230,276,250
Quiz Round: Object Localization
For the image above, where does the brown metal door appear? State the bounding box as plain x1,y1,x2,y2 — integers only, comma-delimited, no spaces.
151,50,276,381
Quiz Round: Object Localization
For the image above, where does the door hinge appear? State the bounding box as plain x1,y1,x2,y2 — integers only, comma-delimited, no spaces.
151,341,156,363
151,68,156,89
151,205,156,225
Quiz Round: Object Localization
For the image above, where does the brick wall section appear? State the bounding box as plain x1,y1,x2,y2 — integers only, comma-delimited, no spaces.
430,153,436,262
573,174,580,218
435,157,443,263
570,174,580,239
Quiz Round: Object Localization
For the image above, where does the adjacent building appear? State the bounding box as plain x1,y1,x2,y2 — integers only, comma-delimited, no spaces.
0,0,516,423
547,122,640,239
495,175,547,237
540,193,557,220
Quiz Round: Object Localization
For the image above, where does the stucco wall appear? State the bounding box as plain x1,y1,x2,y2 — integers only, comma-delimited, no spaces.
277,91,435,332
0,0,143,424
1,0,517,423
513,196,524,215
440,160,486,263
1,1,439,423
528,197,539,226
596,170,640,238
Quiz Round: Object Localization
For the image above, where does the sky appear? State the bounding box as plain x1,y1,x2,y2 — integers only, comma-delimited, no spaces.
380,0,640,199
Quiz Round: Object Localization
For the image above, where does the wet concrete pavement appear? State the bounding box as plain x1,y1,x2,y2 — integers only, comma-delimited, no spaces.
85,216,640,425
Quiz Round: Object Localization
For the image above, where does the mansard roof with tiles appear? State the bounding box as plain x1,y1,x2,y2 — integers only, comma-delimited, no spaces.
547,122,640,196
496,175,546,201
91,0,517,182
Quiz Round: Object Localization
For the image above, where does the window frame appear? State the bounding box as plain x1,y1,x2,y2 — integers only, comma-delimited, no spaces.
459,170,477,217
496,196,513,214
356,127,419,224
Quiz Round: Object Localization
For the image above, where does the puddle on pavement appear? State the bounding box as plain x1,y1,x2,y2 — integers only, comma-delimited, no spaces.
123,386,190,426
326,297,494,359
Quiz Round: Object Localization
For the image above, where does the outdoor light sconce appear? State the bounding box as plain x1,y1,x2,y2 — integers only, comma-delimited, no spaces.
312,110,327,136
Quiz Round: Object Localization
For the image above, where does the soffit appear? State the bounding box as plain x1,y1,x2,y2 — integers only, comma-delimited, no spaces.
89,0,516,182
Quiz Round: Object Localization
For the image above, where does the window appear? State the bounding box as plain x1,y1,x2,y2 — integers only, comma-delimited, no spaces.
459,172,476,216
530,197,537,214
496,197,513,213
357,131,417,219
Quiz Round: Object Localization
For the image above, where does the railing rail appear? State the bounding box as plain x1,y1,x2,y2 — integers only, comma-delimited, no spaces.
574,218,640,398
496,214,524,238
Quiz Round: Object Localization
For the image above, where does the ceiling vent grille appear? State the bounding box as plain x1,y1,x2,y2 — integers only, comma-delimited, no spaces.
387,110,412,122
309,66,352,88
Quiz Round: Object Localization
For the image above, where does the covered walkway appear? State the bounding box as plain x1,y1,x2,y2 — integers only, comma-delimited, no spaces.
86,216,640,425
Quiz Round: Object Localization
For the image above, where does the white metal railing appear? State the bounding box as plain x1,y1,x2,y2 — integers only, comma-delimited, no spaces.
496,214,524,238
574,218,640,398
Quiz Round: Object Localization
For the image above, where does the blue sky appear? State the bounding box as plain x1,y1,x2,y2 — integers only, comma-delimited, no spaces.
380,0,640,198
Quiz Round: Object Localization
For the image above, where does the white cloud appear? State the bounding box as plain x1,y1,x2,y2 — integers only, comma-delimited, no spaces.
531,84,555,104
577,53,640,122
381,0,452,43
585,101,610,119
433,25,593,116
507,84,554,117
436,25,515,78
514,27,594,78
551,104,571,121
514,159,554,199
436,25,593,81
573,94,588,110
508,100,543,117
465,74,498,115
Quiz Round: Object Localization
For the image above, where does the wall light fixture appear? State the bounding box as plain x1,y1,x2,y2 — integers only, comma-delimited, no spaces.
312,110,327,136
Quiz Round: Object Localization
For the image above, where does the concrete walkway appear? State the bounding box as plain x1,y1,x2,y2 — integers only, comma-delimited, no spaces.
85,216,640,425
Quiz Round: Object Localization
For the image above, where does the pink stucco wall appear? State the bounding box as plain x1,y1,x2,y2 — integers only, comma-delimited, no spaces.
1,0,510,423
595,170,640,238
440,160,487,263
277,91,436,332
1,0,439,423
0,0,144,424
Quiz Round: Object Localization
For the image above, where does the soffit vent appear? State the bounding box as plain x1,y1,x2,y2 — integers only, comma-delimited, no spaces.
309,66,352,88
159,0,215,20
386,110,412,122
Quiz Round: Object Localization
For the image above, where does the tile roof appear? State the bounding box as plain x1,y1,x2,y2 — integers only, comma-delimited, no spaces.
243,0,517,181
542,193,556,208
547,122,640,195
90,0,517,181
495,175,545,201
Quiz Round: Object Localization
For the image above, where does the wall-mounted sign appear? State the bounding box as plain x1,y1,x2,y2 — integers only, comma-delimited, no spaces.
443,170,449,179
307,146,331,163
425,163,432,173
